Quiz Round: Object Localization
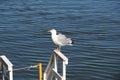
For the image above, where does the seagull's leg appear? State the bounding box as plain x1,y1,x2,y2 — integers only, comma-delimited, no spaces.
56,45,59,51
59,46,61,51
56,46,59,50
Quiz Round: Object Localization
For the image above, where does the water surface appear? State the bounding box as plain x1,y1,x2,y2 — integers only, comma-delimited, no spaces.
0,0,120,80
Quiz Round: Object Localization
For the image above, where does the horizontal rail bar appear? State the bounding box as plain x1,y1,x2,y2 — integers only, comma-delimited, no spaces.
52,69,62,80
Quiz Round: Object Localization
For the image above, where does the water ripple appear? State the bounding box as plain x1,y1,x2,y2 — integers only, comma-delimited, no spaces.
0,0,120,80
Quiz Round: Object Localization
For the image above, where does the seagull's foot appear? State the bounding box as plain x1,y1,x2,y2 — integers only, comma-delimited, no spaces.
56,48,61,52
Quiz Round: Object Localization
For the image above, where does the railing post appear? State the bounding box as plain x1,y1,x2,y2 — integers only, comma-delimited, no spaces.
2,64,5,80
54,54,57,72
38,63,42,80
62,62,66,80
54,54,58,80
9,67,13,80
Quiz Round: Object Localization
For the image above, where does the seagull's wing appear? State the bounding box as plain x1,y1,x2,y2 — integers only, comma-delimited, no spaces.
57,33,72,45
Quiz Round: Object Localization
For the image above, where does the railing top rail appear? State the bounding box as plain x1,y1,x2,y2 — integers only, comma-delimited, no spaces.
54,49,68,64
0,55,13,70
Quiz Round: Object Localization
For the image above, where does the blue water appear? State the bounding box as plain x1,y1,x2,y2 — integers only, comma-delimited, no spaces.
0,0,120,80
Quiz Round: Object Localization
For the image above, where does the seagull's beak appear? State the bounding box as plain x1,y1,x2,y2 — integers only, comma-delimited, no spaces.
48,30,51,32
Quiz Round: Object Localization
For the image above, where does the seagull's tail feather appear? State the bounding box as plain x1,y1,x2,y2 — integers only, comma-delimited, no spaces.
68,40,74,46
71,40,74,44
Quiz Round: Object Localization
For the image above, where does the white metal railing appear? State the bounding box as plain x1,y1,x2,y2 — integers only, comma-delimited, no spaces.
44,49,68,80
0,55,13,80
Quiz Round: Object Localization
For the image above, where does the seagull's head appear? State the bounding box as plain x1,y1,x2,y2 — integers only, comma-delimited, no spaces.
48,29,57,34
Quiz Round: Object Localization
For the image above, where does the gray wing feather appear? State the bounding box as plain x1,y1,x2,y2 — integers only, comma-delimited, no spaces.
57,33,72,45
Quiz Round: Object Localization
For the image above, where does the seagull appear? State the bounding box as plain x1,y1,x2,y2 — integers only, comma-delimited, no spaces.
48,29,73,51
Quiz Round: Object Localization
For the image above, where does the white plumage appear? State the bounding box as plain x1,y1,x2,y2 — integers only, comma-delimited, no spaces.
48,29,73,50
